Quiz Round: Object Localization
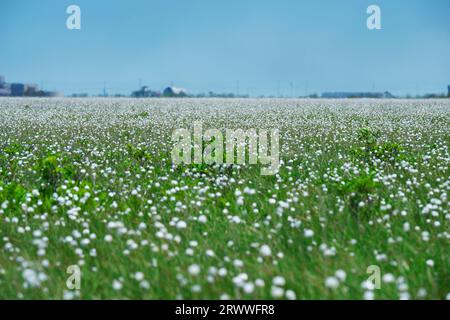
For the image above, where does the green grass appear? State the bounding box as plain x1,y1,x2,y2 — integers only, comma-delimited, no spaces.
0,98,448,300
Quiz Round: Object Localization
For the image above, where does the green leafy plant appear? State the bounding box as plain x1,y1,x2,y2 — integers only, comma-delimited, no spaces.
337,171,381,215
126,144,152,165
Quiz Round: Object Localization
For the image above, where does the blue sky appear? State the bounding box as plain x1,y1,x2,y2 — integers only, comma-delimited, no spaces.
0,0,449,96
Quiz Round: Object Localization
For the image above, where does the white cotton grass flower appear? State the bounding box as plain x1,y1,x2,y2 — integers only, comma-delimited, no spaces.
243,282,255,294
285,289,296,300
325,276,339,289
189,240,198,247
271,286,284,298
188,264,200,276
259,244,272,257
255,278,265,287
191,284,202,292
304,229,314,238
218,268,227,277
364,290,375,300
426,259,434,267
176,220,187,229
243,187,256,195
134,272,144,281
382,273,395,283
232,273,248,287
417,288,427,298
112,279,123,290
361,280,376,290
63,290,80,300
233,259,244,268
335,269,346,281
272,276,285,286
399,292,410,300
22,268,47,288
138,222,146,230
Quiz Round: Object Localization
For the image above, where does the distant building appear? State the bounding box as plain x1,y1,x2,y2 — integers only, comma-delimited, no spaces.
447,85,450,97
25,83,39,96
0,76,63,97
132,86,160,98
0,75,10,96
71,93,89,97
10,83,25,96
321,91,394,99
163,86,187,97
0,88,11,96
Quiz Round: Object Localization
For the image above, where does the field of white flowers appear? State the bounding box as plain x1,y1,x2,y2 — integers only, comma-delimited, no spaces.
0,97,448,299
